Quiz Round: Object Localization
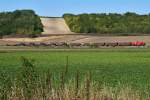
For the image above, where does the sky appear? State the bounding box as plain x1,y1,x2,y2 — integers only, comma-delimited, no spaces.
0,0,150,17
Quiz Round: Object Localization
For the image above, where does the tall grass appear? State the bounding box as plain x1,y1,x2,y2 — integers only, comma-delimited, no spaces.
0,57,150,100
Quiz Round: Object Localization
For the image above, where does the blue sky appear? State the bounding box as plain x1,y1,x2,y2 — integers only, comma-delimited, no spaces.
0,0,150,17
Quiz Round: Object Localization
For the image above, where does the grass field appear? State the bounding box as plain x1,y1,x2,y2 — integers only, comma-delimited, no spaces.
1,49,150,88
1,49,150,99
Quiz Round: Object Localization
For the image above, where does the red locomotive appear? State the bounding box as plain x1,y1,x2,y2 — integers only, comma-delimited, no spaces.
130,41,145,46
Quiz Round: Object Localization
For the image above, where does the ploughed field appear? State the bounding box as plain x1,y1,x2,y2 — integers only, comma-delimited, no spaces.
1,49,150,92
0,35,150,47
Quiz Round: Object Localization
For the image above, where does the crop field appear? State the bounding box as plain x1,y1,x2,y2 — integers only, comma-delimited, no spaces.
1,49,150,99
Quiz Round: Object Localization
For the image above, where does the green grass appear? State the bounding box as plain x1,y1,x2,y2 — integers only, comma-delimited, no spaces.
1,49,150,92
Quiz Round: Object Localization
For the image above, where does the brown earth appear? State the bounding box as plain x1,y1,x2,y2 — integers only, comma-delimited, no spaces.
0,35,150,46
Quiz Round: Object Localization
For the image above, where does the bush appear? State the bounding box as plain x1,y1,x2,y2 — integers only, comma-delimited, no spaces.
0,10,43,37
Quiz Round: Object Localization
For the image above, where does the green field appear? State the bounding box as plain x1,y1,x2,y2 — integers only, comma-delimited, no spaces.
1,49,150,91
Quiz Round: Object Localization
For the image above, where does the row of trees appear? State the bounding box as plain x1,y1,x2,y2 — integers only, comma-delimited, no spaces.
0,10,43,37
63,13,150,34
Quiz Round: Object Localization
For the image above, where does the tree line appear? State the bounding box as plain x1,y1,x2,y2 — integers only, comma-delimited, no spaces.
0,10,43,38
63,12,150,34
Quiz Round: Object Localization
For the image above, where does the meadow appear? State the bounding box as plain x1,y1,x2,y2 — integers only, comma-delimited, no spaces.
1,49,150,99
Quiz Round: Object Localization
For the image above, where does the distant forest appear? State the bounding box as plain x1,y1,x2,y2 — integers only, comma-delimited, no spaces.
63,13,150,34
0,10,43,37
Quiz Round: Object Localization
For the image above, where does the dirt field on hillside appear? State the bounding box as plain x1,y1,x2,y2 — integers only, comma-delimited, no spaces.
41,18,72,34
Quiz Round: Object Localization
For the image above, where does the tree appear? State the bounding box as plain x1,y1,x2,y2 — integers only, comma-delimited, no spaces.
0,10,43,37
63,12,150,34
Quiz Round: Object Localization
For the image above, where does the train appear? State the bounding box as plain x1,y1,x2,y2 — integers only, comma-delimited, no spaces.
4,41,146,47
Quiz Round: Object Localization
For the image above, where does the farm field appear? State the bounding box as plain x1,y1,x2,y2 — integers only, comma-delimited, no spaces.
0,49,150,88
1,49,150,99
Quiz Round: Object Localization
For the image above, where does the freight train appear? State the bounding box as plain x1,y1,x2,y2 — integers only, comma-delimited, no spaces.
5,41,146,47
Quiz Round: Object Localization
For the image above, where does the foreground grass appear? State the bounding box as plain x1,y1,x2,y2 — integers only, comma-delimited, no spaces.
0,49,150,99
